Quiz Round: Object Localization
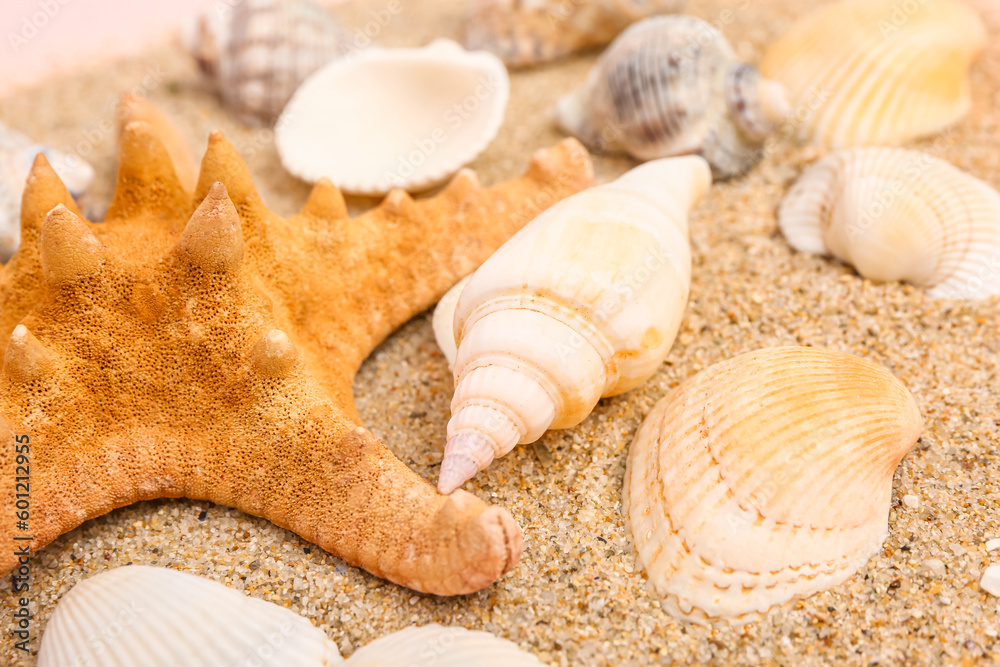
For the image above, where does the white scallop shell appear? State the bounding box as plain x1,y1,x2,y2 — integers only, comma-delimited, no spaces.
276,39,509,196
37,566,343,666
624,346,922,623
465,0,685,67
555,16,789,179
344,624,544,666
182,0,353,126
436,156,710,493
760,0,986,149
779,147,1000,299
1,124,94,263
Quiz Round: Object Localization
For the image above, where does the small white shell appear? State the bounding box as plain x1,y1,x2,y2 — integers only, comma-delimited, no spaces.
1,124,94,263
624,346,922,623
436,156,710,493
760,0,986,149
466,0,684,67
779,147,1000,299
432,275,470,370
182,0,354,126
37,566,343,666
276,39,509,196
555,16,789,179
344,624,544,666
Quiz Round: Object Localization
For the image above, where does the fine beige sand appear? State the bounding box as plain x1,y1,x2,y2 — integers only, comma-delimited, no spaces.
2,1,999,665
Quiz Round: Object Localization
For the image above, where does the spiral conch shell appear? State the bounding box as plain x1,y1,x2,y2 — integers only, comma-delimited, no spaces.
624,347,923,623
779,148,1000,299
38,566,545,666
182,0,353,125
760,0,986,149
555,16,790,179
465,0,685,67
434,156,711,493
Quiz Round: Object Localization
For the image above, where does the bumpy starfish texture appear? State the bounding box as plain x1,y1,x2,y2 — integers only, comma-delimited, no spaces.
0,122,593,595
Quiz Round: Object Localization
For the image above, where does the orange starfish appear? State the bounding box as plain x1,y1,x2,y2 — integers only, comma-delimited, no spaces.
0,122,593,594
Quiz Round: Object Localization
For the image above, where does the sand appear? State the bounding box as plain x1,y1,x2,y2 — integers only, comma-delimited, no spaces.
2,0,999,665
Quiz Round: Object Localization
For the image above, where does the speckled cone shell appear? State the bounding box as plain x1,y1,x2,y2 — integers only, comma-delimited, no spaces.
38,566,343,666
436,156,710,493
555,16,790,179
465,0,685,67
343,624,544,666
624,346,923,623
276,39,509,196
779,147,1000,299
0,119,594,595
182,0,353,126
760,0,986,149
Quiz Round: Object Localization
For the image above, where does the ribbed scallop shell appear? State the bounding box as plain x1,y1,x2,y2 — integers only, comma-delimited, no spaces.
344,625,544,666
276,39,509,195
37,566,343,666
182,0,353,126
779,147,1000,299
555,16,789,179
1,124,93,263
465,0,684,67
760,0,986,149
624,346,922,623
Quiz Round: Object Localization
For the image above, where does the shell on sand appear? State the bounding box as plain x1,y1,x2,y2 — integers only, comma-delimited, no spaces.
555,16,789,179
276,39,509,196
435,156,709,494
760,0,986,149
624,346,922,623
344,624,545,666
466,0,685,67
779,147,1000,299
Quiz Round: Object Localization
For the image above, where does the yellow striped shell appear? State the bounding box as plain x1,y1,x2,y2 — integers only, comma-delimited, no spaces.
779,147,1000,299
624,347,922,623
760,0,986,149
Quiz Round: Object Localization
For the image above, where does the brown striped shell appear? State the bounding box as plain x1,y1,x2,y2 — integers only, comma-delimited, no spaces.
182,0,353,126
555,15,789,179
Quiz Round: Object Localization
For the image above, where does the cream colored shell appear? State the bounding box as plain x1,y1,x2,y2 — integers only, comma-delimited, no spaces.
276,39,509,195
760,0,986,149
779,147,1000,299
37,566,343,666
555,16,789,179
436,156,710,493
344,624,545,666
624,346,922,623
182,0,353,126
465,0,684,67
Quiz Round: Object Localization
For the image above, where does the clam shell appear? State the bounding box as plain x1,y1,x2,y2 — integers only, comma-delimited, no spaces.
779,147,1000,299
760,0,986,149
182,0,353,126
466,0,684,67
276,39,509,195
555,16,789,179
344,624,544,666
1,124,94,263
38,566,343,666
624,346,922,623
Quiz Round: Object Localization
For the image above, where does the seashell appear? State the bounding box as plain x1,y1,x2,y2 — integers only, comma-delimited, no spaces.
624,346,923,623
779,147,1000,299
466,0,685,68
555,16,790,179
117,94,200,191
435,156,710,493
760,0,986,149
181,0,354,126
0,124,94,263
344,624,545,666
432,274,470,370
276,39,509,196
38,566,343,666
